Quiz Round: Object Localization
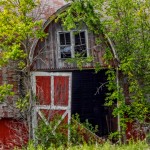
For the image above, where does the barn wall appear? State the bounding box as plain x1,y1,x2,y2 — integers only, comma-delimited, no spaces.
0,118,28,149
32,19,108,71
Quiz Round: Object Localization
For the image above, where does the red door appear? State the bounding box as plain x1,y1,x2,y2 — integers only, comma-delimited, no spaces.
32,72,72,138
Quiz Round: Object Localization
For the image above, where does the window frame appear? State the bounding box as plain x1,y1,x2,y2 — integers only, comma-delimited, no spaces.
57,30,89,59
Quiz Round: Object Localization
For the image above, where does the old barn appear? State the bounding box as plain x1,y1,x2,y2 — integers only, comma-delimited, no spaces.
1,1,148,149
31,4,117,139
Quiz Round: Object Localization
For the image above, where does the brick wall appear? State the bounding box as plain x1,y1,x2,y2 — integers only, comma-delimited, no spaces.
0,66,20,118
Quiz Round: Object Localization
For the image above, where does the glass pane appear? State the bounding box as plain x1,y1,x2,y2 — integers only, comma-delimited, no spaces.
60,33,65,45
74,31,87,57
80,31,86,44
59,32,71,45
65,33,71,45
60,46,71,58
75,31,86,45
75,33,80,45
74,45,87,57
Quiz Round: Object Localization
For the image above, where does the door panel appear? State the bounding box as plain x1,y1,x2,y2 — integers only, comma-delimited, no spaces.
54,76,69,106
36,76,51,105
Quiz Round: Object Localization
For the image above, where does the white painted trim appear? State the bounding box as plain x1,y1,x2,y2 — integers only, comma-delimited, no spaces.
57,30,89,59
38,110,49,125
51,76,54,106
57,31,72,59
36,105,68,110
52,110,68,133
57,32,61,59
32,106,38,141
70,31,74,58
85,30,89,57
31,72,36,95
31,72,72,77
68,73,72,140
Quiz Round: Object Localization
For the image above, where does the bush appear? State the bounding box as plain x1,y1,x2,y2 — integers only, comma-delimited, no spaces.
34,114,99,149
35,115,68,148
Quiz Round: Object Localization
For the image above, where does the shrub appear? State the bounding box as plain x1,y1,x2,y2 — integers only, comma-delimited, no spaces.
34,114,100,149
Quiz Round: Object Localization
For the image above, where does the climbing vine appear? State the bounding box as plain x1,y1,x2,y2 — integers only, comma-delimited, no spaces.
60,0,150,139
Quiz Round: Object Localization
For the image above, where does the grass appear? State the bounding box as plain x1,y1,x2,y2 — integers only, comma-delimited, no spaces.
20,141,149,150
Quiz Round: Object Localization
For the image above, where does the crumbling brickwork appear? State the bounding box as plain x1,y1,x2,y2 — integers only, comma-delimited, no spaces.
0,66,20,118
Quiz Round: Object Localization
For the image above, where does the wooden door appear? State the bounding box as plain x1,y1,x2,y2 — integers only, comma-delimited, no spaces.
32,72,72,139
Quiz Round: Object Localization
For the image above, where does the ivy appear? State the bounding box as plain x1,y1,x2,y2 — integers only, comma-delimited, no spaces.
0,84,14,102
61,0,150,139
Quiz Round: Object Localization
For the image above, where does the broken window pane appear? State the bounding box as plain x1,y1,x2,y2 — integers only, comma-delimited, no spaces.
60,46,71,58
74,31,87,57
58,31,87,59
59,32,71,58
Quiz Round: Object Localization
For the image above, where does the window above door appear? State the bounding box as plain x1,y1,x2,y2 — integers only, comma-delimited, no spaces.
57,30,88,59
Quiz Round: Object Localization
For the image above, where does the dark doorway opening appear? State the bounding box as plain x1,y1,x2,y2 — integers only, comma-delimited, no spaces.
71,70,117,137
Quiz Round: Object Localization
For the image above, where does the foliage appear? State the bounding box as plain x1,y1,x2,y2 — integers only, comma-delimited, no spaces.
20,140,149,150
0,0,47,139
146,133,150,145
108,131,120,142
66,53,93,70
0,84,14,102
60,0,150,136
0,0,46,77
70,114,99,145
0,0,45,66
34,114,99,149
35,115,68,148
16,93,30,112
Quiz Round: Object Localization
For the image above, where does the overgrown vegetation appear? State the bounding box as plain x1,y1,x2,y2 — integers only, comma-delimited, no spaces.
34,114,100,149
0,0,150,148
0,0,46,140
20,114,149,149
19,141,149,150
60,0,150,139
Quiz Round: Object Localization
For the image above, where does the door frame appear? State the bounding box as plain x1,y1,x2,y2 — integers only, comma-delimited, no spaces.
31,72,72,140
